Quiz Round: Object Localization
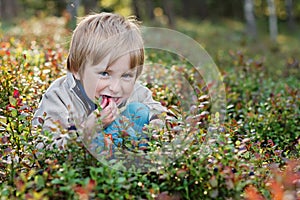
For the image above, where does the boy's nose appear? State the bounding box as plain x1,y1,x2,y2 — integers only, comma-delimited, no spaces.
108,79,121,94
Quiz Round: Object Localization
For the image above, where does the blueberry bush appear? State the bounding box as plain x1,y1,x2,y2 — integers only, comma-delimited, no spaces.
0,17,299,199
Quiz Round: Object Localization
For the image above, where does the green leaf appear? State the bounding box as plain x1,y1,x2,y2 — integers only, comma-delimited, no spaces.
0,116,7,124
9,96,17,107
11,109,18,117
51,178,63,185
35,175,45,189
117,177,126,184
59,186,72,192
1,188,10,197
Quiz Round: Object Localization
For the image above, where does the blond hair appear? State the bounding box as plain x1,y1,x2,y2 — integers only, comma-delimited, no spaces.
67,12,144,78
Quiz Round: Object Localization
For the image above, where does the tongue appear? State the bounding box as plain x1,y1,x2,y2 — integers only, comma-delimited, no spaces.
100,96,109,108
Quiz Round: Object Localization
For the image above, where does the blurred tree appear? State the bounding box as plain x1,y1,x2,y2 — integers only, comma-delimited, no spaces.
195,0,209,19
131,0,177,26
181,0,208,19
53,0,68,16
99,0,132,16
145,0,155,20
162,0,175,27
83,0,99,14
206,0,244,20
66,0,80,30
244,0,257,40
285,0,296,30
169,0,245,21
0,0,19,20
18,0,48,17
131,0,141,19
267,0,278,41
131,0,154,21
2,0,300,34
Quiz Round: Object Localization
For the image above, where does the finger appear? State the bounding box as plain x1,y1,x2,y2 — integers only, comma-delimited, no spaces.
101,100,118,122
102,113,116,127
105,99,117,114
100,109,111,119
101,106,115,119
100,103,114,120
107,103,118,118
112,106,119,117
108,98,117,108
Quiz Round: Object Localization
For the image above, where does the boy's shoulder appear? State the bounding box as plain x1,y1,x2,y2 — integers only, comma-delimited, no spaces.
133,81,150,92
130,81,152,101
44,73,74,94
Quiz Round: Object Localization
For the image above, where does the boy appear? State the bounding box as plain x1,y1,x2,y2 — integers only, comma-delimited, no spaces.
32,12,167,153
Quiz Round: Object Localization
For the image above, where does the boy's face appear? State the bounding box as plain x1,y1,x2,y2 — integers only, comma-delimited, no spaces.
75,54,137,106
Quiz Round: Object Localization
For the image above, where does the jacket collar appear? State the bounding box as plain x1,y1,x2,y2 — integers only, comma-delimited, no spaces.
66,72,96,115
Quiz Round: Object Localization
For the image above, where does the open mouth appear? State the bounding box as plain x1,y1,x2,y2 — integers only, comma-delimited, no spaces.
101,95,121,104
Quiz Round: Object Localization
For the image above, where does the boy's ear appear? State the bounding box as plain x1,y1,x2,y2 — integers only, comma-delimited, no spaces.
67,56,80,80
73,71,81,80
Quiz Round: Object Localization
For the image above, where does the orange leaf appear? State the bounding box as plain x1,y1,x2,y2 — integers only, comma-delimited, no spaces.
244,185,265,200
267,180,283,200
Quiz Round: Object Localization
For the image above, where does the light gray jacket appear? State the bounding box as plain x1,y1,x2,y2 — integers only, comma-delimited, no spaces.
32,72,167,132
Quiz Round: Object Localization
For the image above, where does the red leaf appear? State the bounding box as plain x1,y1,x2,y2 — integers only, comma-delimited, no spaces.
74,186,88,200
87,179,96,191
38,117,45,124
13,89,20,98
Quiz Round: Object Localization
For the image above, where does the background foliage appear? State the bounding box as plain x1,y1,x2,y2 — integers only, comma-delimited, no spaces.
0,1,299,199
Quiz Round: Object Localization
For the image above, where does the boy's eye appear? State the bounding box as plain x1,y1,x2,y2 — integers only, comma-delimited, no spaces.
122,73,134,79
123,73,132,78
99,71,109,77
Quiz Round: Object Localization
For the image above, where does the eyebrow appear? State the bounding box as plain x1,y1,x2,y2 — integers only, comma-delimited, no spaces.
104,66,136,73
93,63,108,71
125,68,136,73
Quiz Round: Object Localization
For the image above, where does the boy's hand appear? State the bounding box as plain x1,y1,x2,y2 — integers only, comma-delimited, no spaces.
82,96,119,134
99,97,119,128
